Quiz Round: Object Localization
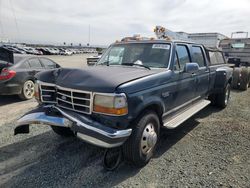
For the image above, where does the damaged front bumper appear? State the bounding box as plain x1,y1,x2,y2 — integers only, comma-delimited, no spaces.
15,105,132,148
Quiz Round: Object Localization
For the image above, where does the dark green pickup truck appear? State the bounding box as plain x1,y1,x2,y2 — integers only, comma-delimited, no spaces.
15,37,233,167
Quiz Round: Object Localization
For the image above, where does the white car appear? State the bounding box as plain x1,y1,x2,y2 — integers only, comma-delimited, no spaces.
65,50,73,56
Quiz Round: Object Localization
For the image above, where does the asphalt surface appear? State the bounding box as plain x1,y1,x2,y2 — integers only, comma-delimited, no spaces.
0,55,249,187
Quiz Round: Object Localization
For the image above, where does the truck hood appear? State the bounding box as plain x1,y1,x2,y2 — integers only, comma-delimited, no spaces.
36,66,159,93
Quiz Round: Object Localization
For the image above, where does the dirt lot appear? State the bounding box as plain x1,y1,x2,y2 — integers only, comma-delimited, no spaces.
43,54,92,68
0,55,249,187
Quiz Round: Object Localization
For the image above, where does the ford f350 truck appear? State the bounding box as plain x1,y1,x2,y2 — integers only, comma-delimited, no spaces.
15,31,233,167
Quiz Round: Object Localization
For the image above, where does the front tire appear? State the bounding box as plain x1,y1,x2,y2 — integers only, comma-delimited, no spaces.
18,80,35,100
123,111,160,167
51,126,75,137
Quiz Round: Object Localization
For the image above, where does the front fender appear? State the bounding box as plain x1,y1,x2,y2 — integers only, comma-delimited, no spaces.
128,93,165,123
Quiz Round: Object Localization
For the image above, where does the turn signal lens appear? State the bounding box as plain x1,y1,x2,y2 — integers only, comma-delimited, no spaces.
93,105,128,115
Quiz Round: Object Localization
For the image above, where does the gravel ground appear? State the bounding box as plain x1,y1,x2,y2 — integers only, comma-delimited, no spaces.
0,55,249,187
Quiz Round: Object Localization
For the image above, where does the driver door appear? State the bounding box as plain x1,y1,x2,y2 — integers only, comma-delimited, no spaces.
170,44,197,108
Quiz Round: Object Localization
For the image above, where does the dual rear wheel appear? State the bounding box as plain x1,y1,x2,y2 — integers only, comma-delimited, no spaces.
232,67,250,90
209,83,231,108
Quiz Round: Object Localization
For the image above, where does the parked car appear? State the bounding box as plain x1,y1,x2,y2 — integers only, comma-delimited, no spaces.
63,49,73,56
0,47,60,100
22,47,41,55
15,38,232,166
3,46,25,54
86,54,101,65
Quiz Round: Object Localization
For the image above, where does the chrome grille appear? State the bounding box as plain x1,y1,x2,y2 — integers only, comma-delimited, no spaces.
39,82,92,114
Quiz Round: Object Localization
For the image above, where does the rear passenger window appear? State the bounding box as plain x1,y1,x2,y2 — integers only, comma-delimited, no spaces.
209,51,225,65
28,58,43,68
215,52,225,64
192,46,205,67
19,61,30,69
41,58,56,68
176,45,190,70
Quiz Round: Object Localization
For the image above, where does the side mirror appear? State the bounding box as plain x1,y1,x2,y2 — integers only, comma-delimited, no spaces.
184,62,199,73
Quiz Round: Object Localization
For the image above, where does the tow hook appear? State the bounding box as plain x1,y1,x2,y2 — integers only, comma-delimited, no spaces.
103,147,123,171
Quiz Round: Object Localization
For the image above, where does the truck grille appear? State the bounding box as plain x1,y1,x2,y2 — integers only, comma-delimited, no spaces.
40,82,92,114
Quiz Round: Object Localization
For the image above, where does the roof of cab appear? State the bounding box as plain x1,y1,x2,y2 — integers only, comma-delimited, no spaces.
112,38,203,47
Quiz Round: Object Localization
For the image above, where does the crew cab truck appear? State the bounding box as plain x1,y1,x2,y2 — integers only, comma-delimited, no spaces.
15,36,233,167
219,32,250,90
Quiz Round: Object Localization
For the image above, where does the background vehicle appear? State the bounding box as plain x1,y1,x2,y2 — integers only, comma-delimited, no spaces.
219,32,250,90
86,54,101,65
16,27,232,167
0,48,60,100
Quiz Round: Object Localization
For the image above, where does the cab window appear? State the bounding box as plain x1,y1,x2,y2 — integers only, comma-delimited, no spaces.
176,45,190,70
174,52,180,71
191,46,206,67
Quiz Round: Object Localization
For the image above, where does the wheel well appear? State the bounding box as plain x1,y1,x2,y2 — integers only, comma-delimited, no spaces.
136,104,163,122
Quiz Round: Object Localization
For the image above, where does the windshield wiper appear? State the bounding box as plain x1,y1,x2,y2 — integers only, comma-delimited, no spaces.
122,63,151,70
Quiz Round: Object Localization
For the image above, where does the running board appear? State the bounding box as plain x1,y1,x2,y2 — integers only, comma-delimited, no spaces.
163,99,211,129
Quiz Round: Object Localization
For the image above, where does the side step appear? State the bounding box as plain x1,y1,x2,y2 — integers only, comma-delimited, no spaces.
163,99,211,129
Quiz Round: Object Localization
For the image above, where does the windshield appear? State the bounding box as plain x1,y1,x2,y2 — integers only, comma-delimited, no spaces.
97,43,171,68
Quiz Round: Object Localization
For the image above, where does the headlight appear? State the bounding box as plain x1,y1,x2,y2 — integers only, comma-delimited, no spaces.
34,81,41,103
93,93,128,115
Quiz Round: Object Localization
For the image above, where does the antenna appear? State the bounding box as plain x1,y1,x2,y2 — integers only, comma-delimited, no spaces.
88,24,90,46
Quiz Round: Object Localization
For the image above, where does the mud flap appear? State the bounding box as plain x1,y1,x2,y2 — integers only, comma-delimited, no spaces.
103,147,123,171
14,124,30,135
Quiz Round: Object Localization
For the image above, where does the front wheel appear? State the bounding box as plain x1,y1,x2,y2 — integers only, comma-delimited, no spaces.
123,111,160,167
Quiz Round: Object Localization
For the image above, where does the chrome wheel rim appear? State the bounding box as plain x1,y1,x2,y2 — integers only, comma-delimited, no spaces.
24,81,35,99
141,123,157,155
225,86,230,104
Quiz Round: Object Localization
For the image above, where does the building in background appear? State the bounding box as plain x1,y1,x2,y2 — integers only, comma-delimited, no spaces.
177,32,228,48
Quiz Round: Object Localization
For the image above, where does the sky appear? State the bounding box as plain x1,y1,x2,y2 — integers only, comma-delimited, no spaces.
0,0,250,45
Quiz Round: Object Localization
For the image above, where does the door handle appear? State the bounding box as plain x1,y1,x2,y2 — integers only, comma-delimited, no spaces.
191,73,196,77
